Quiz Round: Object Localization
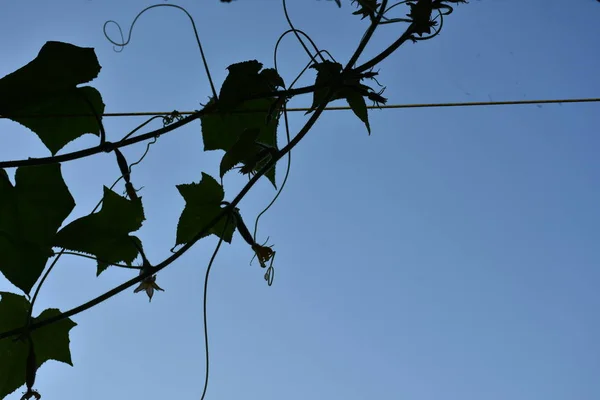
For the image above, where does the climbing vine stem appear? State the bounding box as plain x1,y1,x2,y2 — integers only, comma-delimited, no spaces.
0,87,335,341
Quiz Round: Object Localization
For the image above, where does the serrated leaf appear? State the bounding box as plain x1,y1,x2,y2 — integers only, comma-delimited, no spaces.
307,61,345,114
175,173,236,245
259,68,286,90
407,0,435,37
0,292,76,400
344,89,371,134
201,97,279,188
219,128,262,178
352,0,379,19
0,41,104,154
217,61,284,109
0,165,75,294
202,98,278,151
308,59,377,134
53,187,145,274
201,60,284,188
218,60,264,108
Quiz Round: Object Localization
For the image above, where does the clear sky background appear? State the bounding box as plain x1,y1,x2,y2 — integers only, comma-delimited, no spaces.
1,1,599,399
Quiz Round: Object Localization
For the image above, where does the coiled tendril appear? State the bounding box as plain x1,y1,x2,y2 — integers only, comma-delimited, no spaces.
103,4,218,99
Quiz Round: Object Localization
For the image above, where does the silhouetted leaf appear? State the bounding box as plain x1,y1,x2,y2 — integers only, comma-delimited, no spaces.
0,165,75,294
307,60,345,114
0,41,104,154
217,61,283,110
202,98,273,151
406,1,436,37
344,90,370,134
308,61,375,134
176,173,236,245
352,0,379,19
218,60,263,108
0,292,76,399
220,128,263,178
259,68,286,91
54,187,145,275
201,60,284,188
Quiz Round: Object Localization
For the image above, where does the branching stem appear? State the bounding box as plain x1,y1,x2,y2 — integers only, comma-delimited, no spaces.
0,89,335,341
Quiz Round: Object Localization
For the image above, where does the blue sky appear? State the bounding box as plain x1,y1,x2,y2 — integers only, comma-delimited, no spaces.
1,1,599,399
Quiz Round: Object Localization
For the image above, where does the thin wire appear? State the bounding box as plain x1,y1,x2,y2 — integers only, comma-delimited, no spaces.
59,252,143,270
118,97,600,113
3,97,595,119
121,115,164,142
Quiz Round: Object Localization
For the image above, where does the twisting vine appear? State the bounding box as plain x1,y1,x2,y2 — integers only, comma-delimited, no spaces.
0,2,467,400
26,112,164,321
282,0,327,65
251,40,337,258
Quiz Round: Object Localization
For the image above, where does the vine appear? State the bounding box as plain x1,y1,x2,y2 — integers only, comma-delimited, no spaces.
0,1,466,399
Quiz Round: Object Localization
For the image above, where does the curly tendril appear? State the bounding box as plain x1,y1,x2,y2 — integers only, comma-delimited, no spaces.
282,0,326,65
384,0,411,15
200,213,231,400
252,29,335,244
274,29,336,72
249,237,276,287
103,4,218,99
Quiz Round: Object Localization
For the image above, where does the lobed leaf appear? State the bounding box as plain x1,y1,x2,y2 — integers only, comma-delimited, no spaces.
219,128,262,178
0,41,105,154
0,165,75,294
175,173,236,245
53,187,145,275
0,292,76,399
307,60,345,114
201,60,284,188
308,60,374,134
